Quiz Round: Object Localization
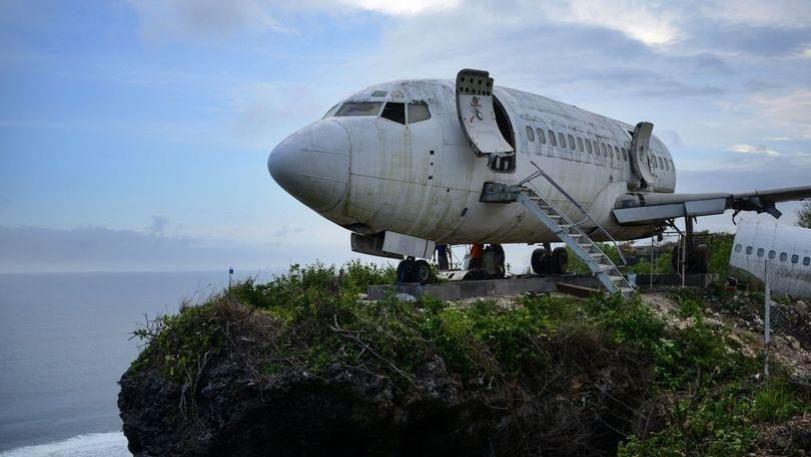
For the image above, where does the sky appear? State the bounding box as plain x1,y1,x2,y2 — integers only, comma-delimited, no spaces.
1,0,810,273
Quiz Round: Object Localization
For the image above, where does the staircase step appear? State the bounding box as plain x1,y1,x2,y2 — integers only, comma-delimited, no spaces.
517,191,627,296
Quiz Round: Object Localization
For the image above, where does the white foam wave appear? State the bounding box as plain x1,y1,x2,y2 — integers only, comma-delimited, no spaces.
0,432,131,457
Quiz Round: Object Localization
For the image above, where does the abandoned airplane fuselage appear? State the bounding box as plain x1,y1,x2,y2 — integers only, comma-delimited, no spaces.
730,219,811,299
269,79,672,247
269,71,810,270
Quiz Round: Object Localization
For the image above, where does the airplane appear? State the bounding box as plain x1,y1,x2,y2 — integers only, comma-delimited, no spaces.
268,69,811,294
730,218,811,299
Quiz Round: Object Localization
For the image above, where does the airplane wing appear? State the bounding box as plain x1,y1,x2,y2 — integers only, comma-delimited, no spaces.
613,185,811,225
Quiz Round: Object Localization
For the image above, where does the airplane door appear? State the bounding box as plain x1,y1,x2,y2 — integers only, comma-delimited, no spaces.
455,69,515,172
630,121,656,188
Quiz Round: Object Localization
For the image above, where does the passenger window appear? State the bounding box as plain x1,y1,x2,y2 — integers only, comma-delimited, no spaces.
568,134,575,150
337,101,384,117
757,248,764,257
804,256,811,266
746,246,753,255
734,244,742,252
664,158,669,170
769,250,776,259
652,156,658,168
577,137,584,152
779,252,787,262
623,148,628,161
537,128,546,144
380,102,405,124
549,130,557,147
586,139,593,154
791,254,799,264
526,126,535,142
601,143,608,157
407,102,431,123
658,156,664,169
558,132,566,148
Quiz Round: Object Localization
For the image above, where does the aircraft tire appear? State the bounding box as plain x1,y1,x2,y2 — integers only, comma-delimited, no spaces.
531,248,547,275
414,260,432,284
551,247,569,274
397,259,417,283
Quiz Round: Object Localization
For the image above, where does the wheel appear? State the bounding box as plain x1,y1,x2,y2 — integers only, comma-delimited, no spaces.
531,248,547,274
414,260,432,284
551,247,569,274
397,258,416,283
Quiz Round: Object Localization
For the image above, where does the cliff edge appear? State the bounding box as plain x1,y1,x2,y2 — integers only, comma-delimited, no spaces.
119,263,810,457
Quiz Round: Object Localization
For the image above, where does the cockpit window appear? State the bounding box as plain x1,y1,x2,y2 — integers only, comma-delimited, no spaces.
407,102,431,123
381,102,406,124
336,102,383,117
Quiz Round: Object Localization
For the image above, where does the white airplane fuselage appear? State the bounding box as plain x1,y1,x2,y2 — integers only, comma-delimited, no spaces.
268,79,677,247
730,219,811,298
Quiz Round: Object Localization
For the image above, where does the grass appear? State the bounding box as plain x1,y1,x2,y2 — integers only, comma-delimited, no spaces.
128,261,808,455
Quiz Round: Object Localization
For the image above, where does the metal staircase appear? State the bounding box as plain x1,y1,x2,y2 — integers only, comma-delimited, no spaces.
481,162,634,296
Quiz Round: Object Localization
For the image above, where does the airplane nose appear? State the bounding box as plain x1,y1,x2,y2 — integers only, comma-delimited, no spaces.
268,121,350,212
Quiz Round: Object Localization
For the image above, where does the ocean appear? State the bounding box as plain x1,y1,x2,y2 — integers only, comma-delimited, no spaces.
0,271,272,456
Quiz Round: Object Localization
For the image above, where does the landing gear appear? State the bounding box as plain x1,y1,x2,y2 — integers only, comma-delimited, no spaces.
397,258,432,284
670,216,710,274
531,246,569,275
466,243,506,280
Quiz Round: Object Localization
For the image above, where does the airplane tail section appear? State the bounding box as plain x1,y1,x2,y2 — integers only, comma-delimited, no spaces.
613,186,811,225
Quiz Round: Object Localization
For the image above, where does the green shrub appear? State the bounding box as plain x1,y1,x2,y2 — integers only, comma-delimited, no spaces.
751,379,802,423
619,385,757,457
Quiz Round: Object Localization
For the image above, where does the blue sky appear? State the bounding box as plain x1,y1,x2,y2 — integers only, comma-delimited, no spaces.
1,0,810,273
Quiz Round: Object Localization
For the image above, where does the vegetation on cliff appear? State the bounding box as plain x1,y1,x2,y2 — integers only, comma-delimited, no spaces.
122,261,809,457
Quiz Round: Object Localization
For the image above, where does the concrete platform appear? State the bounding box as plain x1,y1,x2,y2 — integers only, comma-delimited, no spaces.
634,274,717,289
367,273,715,301
367,275,603,301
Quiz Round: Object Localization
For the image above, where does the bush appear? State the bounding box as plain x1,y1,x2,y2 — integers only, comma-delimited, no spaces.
751,379,802,423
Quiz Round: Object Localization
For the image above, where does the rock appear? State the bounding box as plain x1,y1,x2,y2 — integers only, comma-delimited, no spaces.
395,293,416,302
118,311,652,457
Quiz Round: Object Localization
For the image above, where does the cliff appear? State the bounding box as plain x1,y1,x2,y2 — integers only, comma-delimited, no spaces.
119,263,810,457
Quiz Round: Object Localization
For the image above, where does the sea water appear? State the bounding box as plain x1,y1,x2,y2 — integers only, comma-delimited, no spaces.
0,271,272,456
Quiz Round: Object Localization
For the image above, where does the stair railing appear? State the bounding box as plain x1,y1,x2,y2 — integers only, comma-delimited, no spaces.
520,161,628,266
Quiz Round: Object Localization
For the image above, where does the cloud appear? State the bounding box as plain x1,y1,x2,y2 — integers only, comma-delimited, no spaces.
129,0,294,40
556,0,681,46
230,82,325,147
679,19,811,57
728,144,780,156
748,89,811,140
658,130,684,149
336,0,461,16
0,225,356,273
148,216,170,234
678,154,810,191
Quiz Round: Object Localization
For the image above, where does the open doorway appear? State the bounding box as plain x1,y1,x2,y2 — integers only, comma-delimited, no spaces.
493,96,514,148
492,95,515,172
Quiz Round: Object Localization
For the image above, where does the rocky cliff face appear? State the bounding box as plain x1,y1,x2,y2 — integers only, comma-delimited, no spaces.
118,265,811,457
118,296,652,456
